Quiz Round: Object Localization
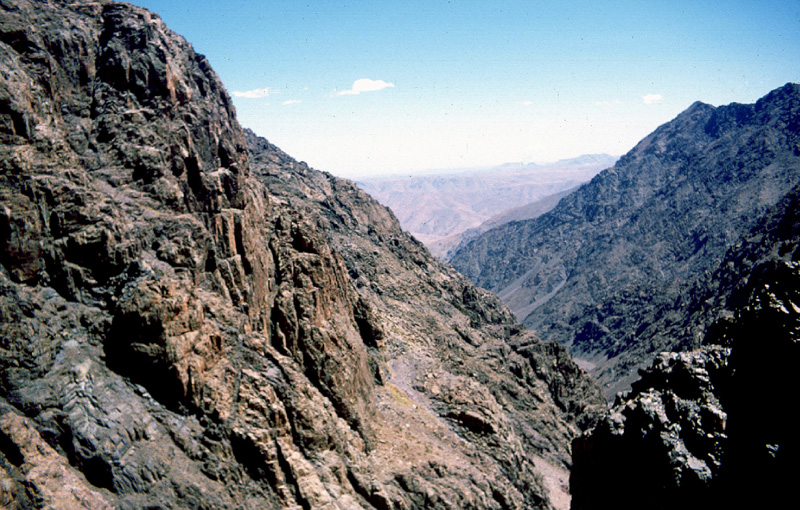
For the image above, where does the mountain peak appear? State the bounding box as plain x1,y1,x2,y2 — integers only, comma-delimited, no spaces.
760,81,800,104
450,84,800,397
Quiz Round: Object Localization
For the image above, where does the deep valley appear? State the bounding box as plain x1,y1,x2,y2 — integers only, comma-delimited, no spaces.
0,1,797,509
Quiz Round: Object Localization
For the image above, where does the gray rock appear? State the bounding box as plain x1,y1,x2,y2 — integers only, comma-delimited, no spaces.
0,1,604,509
570,186,800,509
451,84,800,398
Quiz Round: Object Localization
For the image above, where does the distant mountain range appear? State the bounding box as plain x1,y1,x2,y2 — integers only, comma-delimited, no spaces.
356,155,617,259
450,83,800,398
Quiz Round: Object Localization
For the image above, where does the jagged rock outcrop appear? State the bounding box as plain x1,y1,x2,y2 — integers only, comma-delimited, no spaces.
569,186,800,509
245,130,607,509
0,1,604,509
450,84,800,397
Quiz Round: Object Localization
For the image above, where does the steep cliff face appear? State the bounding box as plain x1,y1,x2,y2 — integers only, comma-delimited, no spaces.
450,84,800,397
570,186,800,509
244,129,608,509
0,1,603,509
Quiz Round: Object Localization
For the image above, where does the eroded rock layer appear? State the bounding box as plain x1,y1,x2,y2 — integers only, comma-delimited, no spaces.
0,1,604,509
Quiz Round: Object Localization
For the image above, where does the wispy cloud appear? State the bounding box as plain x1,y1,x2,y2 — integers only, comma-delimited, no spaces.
231,87,274,98
337,78,395,96
282,100,302,105
643,93,663,105
595,99,623,106
522,101,533,106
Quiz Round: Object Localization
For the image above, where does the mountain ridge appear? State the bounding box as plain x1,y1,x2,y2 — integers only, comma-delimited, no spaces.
450,82,800,396
0,1,603,509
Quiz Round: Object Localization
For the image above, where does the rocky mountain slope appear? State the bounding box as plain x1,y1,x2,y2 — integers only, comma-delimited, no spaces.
570,183,800,509
450,84,800,397
357,156,614,259
444,187,578,262
0,1,604,509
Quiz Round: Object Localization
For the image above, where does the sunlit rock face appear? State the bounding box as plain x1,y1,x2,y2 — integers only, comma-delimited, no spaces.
0,1,604,509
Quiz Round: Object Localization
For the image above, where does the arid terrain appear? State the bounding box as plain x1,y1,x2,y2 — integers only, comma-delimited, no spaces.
0,1,797,509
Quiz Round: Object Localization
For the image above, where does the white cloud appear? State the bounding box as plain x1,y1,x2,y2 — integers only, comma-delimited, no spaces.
522,101,533,106
282,100,302,105
232,87,273,99
337,78,395,96
643,93,663,105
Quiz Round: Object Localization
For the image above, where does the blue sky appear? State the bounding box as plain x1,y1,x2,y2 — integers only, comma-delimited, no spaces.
134,0,800,177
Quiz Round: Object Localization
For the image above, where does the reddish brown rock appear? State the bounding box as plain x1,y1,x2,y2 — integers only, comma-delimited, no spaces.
0,1,604,509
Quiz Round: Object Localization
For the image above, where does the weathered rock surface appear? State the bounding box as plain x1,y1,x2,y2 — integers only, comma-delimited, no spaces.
451,84,800,397
0,1,604,509
570,185,800,509
245,130,607,509
444,187,579,263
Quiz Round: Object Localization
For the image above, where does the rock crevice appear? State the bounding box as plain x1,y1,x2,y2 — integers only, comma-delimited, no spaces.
0,1,604,509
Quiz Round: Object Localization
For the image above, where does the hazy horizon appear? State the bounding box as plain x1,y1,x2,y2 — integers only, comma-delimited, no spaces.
134,0,800,178
348,152,619,181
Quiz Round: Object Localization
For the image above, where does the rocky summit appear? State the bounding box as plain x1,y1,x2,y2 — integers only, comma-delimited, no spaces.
450,83,800,397
0,1,604,509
